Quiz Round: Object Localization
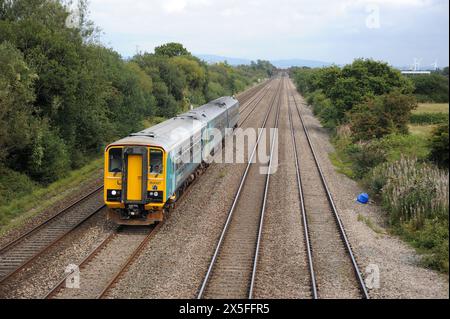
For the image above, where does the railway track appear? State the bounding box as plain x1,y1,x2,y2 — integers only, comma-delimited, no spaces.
238,80,272,116
45,224,160,299
286,80,369,299
236,80,269,107
0,186,105,285
197,76,283,299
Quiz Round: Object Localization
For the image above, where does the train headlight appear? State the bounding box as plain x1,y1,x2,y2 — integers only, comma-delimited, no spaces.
107,190,121,202
154,192,158,197
149,192,154,196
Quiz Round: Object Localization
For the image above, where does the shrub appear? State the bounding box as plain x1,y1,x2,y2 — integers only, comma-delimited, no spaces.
0,166,36,203
307,90,337,129
429,123,449,168
27,127,71,184
410,113,449,125
348,91,417,141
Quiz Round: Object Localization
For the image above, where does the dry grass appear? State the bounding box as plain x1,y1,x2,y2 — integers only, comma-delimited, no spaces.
414,103,449,114
409,124,438,137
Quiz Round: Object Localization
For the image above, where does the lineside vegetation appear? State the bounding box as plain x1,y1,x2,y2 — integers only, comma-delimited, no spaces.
291,60,449,273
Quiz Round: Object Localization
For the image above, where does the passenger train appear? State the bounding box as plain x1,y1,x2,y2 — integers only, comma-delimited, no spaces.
104,96,239,225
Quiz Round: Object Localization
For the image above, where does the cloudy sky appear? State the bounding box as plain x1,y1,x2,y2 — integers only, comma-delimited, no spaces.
87,0,449,66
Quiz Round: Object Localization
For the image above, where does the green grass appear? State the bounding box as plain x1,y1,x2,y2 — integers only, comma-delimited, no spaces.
414,103,449,114
357,214,386,235
329,151,355,179
396,219,449,273
0,158,103,237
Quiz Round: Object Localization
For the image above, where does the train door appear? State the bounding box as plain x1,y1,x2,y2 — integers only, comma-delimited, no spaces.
122,147,148,204
127,154,143,201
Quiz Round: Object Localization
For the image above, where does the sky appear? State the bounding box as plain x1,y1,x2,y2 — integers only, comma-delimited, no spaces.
86,0,449,67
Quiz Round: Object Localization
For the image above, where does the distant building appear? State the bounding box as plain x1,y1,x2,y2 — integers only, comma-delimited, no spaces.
401,70,431,75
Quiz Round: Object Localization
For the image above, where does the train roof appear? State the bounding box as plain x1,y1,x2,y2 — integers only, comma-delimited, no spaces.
108,96,238,151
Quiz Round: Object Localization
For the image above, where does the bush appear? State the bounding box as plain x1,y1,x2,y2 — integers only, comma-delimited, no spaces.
307,90,337,129
429,123,449,168
410,113,449,125
27,127,71,184
348,91,417,141
0,166,36,203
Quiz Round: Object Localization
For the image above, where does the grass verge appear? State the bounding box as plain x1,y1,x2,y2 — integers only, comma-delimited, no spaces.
0,158,103,237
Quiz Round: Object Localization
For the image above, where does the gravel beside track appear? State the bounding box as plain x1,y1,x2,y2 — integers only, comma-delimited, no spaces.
52,226,154,299
287,80,448,299
0,207,115,298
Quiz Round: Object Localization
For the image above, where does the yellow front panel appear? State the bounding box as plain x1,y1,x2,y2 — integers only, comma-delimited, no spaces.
127,154,143,201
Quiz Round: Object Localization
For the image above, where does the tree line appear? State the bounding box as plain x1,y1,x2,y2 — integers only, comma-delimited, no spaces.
0,0,276,192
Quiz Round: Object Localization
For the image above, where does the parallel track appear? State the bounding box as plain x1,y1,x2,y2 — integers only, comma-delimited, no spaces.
44,78,277,299
0,186,105,285
237,80,268,108
287,80,369,299
45,224,160,299
197,77,283,299
238,80,272,116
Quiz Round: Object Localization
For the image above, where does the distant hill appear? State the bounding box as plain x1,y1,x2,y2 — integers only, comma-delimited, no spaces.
195,54,252,66
195,54,331,68
270,59,332,68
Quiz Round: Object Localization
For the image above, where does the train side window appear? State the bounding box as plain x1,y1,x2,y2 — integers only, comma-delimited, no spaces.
109,148,122,173
150,149,163,174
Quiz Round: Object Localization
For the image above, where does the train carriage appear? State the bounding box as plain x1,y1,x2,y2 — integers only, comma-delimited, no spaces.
104,96,239,225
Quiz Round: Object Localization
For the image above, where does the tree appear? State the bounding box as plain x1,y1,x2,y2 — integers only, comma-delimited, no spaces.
154,42,190,58
348,91,417,141
0,41,37,163
429,123,449,168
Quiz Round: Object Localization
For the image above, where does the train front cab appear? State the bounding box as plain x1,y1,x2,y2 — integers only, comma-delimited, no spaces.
104,145,167,225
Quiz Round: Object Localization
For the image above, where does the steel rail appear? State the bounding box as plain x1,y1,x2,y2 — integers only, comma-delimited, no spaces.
0,204,106,285
97,223,162,299
238,80,272,115
248,76,283,299
239,84,272,127
197,77,283,299
0,185,103,254
287,89,318,299
43,225,120,299
289,82,369,299
237,80,269,111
